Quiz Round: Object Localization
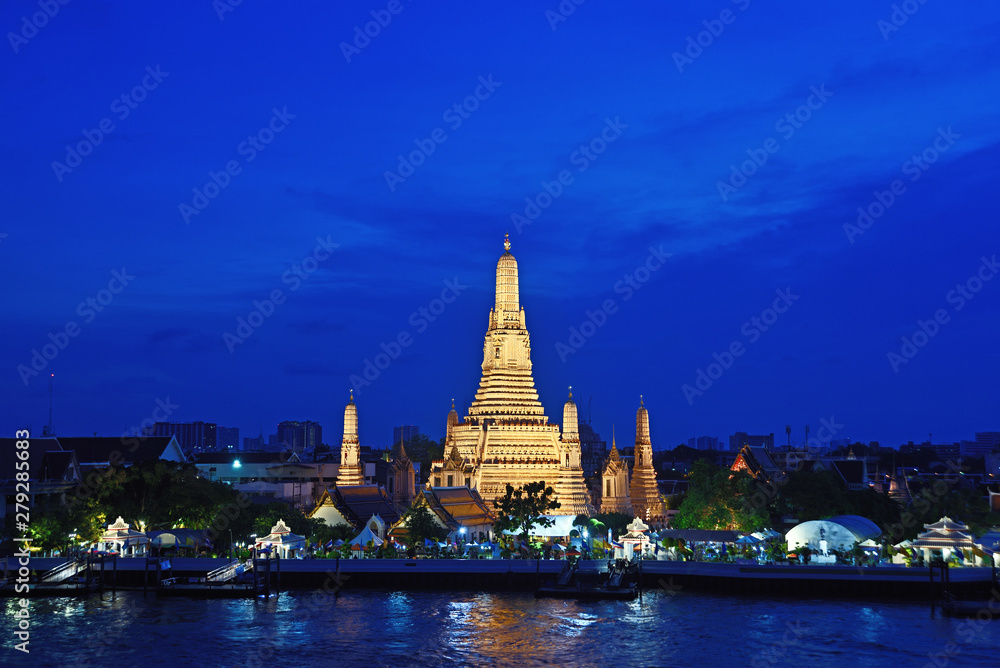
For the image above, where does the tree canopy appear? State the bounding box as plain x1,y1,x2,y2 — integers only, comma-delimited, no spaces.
402,501,448,547
672,459,768,532
492,481,560,556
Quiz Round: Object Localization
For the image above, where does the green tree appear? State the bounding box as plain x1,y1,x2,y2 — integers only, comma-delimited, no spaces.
492,481,560,558
673,460,767,532
402,502,448,548
591,512,634,538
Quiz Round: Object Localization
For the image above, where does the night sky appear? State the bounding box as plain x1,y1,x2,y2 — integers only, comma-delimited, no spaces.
3,1,998,451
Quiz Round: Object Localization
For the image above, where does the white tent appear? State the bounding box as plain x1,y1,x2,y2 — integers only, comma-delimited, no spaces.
349,524,384,548
501,515,577,538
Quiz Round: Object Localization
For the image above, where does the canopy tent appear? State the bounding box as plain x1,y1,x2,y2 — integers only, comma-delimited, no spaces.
99,517,148,556
501,515,577,538
148,529,212,553
349,524,384,549
255,519,306,559
659,529,742,543
751,529,781,542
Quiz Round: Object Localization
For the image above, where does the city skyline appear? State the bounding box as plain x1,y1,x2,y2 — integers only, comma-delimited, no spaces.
3,2,999,452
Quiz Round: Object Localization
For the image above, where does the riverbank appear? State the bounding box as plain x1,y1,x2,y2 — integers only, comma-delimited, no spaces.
5,557,995,598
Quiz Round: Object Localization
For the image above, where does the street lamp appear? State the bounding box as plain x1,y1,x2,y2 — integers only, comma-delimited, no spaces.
583,529,589,555
229,529,234,560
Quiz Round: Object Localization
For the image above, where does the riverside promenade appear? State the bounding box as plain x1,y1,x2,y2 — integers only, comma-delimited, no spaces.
6,556,995,597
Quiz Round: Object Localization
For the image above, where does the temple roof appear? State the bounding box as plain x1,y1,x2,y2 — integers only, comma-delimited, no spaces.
322,485,401,527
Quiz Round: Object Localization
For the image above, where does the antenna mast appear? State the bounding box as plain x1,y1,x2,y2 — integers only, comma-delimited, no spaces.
43,373,54,436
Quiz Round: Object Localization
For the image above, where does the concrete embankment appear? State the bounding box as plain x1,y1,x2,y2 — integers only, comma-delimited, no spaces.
6,557,995,597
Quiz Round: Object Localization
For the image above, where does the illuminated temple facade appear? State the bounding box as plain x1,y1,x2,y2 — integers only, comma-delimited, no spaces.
429,236,592,515
336,391,365,486
629,397,663,523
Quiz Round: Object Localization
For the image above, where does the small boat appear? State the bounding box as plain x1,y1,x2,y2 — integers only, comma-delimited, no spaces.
535,561,639,601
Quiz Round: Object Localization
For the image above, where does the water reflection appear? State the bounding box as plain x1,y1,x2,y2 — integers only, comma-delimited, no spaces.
2,590,998,667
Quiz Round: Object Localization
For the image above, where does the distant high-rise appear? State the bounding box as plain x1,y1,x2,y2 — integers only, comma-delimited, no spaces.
960,432,1000,458
729,431,774,452
217,426,239,451
277,420,323,453
149,421,216,454
243,431,266,451
688,435,723,451
579,421,607,478
393,425,420,445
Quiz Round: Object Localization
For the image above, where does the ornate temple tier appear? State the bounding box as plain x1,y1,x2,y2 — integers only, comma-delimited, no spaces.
629,396,662,523
336,391,365,486
431,235,592,515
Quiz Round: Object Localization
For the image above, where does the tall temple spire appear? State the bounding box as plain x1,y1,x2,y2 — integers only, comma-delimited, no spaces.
433,236,592,516
494,233,520,325
337,390,364,486
468,237,543,421
562,386,579,443
630,396,661,522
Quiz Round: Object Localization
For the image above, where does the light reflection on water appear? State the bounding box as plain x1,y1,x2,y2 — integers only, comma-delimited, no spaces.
3,589,1000,668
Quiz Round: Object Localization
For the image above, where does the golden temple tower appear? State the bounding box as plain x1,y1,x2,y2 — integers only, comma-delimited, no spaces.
336,390,365,486
430,235,591,515
629,396,662,522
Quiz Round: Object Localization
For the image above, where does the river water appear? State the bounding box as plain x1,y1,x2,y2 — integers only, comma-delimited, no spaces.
3,589,999,667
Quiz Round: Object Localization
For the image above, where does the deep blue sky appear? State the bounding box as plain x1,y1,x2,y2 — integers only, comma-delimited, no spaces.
3,1,999,450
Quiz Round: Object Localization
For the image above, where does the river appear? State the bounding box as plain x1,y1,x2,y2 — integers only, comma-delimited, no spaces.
3,588,999,667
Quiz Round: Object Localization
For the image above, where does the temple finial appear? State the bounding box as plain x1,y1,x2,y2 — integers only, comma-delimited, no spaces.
568,385,573,399
639,394,643,407
503,232,511,251
349,389,354,403
451,398,455,409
